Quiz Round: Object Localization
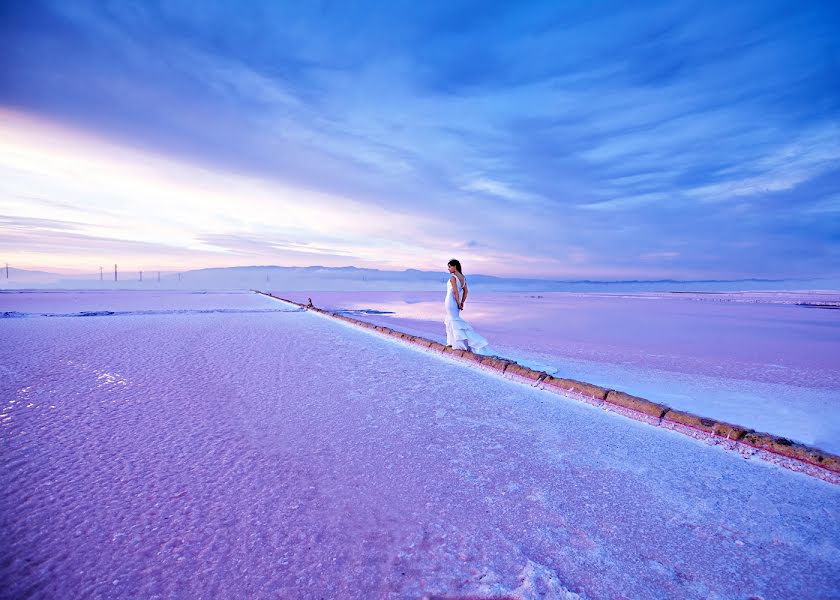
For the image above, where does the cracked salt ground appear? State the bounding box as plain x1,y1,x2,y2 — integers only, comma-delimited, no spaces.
1,291,839,599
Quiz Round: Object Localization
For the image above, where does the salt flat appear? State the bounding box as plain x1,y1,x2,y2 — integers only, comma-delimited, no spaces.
1,291,838,599
280,290,840,454
0,289,273,313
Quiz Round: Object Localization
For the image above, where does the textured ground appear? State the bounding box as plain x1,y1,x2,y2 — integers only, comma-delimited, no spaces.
1,291,838,599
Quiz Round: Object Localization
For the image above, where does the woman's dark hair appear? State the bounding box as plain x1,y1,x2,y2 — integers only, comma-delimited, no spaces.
447,259,462,273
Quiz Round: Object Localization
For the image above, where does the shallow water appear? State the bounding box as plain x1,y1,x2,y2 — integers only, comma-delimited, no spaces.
278,290,840,453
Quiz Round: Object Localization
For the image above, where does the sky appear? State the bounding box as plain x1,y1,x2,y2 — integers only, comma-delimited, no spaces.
1,0,838,279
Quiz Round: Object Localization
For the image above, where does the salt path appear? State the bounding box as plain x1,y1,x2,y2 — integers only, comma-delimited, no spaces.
1,291,838,599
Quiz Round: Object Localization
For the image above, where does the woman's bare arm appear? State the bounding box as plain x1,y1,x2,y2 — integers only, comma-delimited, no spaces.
450,275,461,305
460,283,468,308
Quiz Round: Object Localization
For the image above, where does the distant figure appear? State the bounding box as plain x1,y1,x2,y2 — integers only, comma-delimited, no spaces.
307,297,313,308
445,259,490,354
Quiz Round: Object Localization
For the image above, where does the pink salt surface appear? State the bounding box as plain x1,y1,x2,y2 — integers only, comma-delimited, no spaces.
2,291,839,599
279,290,840,454
0,289,272,313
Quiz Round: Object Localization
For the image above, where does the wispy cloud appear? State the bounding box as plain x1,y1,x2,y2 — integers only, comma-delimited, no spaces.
195,233,360,260
461,177,542,203
578,193,672,212
685,124,840,202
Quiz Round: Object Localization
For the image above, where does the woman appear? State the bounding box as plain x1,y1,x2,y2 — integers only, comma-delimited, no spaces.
445,259,491,355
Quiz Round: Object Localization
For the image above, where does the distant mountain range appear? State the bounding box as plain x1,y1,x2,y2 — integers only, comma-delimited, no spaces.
1,267,67,283
1,265,837,292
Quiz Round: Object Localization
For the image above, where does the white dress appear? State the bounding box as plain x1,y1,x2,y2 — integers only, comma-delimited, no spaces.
444,274,491,355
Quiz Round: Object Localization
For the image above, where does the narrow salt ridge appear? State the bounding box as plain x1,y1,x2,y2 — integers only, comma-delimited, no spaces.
2,291,838,599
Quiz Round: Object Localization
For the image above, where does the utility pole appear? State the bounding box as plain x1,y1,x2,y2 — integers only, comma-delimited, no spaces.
157,271,160,283
5,263,8,279
114,264,118,282
178,272,181,283
139,271,143,282
100,266,103,281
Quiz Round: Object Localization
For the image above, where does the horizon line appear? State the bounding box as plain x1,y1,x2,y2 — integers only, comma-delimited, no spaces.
4,264,837,285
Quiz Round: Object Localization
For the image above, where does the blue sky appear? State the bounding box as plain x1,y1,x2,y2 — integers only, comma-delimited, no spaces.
1,0,838,278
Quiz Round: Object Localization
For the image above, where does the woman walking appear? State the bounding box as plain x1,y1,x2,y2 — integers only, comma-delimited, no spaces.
444,259,490,354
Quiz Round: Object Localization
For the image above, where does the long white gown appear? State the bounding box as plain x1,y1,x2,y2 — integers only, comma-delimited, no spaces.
444,274,491,355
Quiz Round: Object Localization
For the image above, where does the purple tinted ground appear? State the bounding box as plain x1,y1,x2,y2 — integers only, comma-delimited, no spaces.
2,292,839,599
0,289,266,313
279,290,840,453
278,291,840,387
